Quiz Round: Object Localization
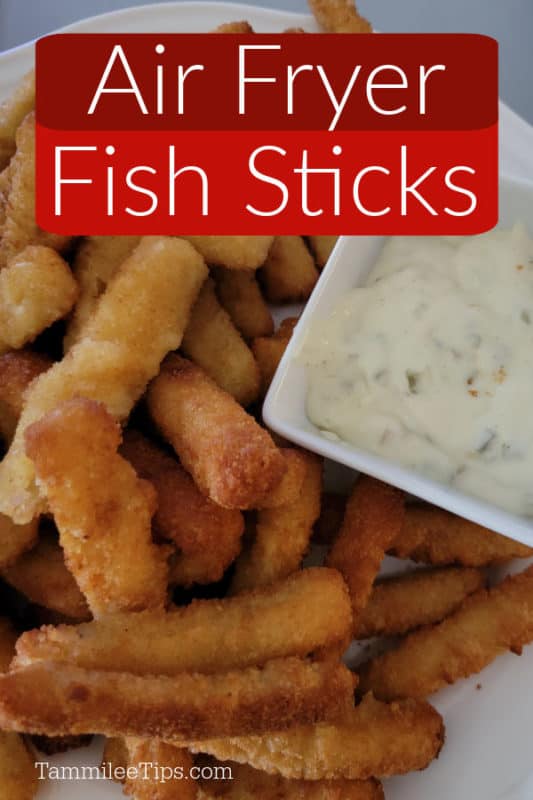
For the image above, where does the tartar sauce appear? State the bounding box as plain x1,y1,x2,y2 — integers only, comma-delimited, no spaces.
304,224,533,516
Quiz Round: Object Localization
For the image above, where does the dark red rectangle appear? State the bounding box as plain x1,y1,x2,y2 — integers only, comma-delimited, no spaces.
36,125,497,235
36,33,497,132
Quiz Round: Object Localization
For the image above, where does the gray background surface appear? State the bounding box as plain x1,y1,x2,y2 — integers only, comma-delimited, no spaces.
0,0,531,122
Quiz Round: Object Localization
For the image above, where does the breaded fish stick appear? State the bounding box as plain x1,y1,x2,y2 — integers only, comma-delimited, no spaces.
0,512,38,569
0,246,78,353
182,278,260,406
179,236,273,270
2,530,90,621
252,318,297,395
359,564,533,700
307,0,372,33
326,478,405,621
64,235,140,351
0,236,207,524
25,399,168,616
188,693,443,780
198,761,384,800
0,658,355,739
147,355,286,509
0,71,35,171
15,568,351,674
211,21,254,33
256,449,307,509
260,237,318,303
0,351,50,443
213,267,273,340
121,431,244,587
354,567,484,639
230,453,322,593
390,505,533,565
307,236,338,268
0,113,70,268
125,739,197,800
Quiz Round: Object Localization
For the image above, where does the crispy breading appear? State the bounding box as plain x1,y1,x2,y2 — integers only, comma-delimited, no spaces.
0,246,78,353
230,453,322,593
64,235,140,351
358,564,533,700
354,567,485,639
211,21,254,33
0,113,70,268
179,237,273,270
307,236,338,268
256,449,308,509
24,399,168,616
182,278,260,406
198,760,384,799
0,350,51,444
0,658,355,739
307,0,372,33
147,355,286,509
121,431,244,587
0,512,38,569
390,505,533,565
0,71,35,171
260,237,318,303
213,267,274,340
14,568,351,674
0,236,207,524
326,478,405,621
252,317,297,395
125,739,197,800
189,693,443,780
2,530,90,621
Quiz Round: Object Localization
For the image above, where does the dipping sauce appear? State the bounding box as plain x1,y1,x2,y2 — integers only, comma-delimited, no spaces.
304,224,533,516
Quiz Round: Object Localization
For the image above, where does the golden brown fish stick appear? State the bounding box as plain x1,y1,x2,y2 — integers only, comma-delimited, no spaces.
0,236,207,524
188,693,443,780
213,267,274,340
0,351,51,444
354,567,484,639
326,478,405,621
211,21,254,33
230,453,322,593
0,658,355,740
64,235,140,351
147,355,286,509
25,399,168,616
256,449,307,509
179,236,273,270
358,564,533,700
307,236,338,268
260,236,318,303
182,278,260,406
125,739,197,800
121,431,244,587
252,318,297,395
0,246,78,353
307,0,372,33
0,71,35,171
15,568,351,674
390,505,533,565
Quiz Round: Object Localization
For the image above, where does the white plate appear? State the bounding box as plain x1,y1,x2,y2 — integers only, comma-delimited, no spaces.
2,5,533,799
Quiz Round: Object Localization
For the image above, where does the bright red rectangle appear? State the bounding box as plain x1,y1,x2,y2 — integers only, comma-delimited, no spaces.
36,33,497,132
36,125,498,235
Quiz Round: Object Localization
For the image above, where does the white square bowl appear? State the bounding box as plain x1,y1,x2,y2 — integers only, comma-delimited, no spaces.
264,174,533,547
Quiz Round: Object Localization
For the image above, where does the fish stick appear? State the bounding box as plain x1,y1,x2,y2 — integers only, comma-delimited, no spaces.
125,739,197,800
390,505,533,565
188,693,444,780
147,355,286,509
198,760,384,800
0,658,355,739
211,21,254,33
0,236,207,524
354,567,484,639
260,237,318,303
64,235,140,351
213,267,274,339
358,564,533,700
0,246,78,353
179,236,273,270
230,453,322,593
0,71,35,171
252,317,297,395
24,399,168,616
0,113,70,268
0,512,38,569
121,431,244,587
256,449,308,509
0,351,51,443
15,568,351,674
1,530,90,621
307,0,372,33
326,478,405,620
307,236,338,268
182,278,260,406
